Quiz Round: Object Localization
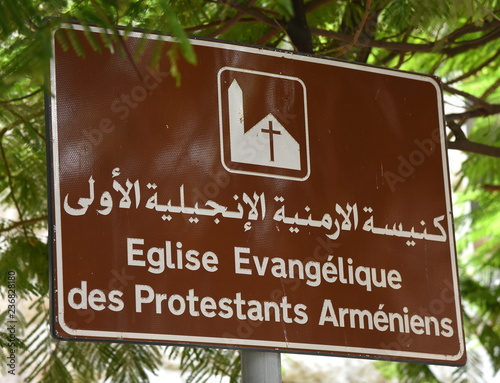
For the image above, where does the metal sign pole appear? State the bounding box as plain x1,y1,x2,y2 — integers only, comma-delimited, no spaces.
241,350,282,383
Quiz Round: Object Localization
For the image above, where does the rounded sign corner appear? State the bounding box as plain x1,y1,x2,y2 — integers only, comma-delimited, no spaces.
57,314,80,337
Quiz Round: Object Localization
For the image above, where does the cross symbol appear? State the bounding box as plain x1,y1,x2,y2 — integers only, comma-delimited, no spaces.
261,120,281,162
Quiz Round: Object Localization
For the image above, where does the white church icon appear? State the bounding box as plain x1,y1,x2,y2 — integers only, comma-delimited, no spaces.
218,67,310,181
228,79,301,170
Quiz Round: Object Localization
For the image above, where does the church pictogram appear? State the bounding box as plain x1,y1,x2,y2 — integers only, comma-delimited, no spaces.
218,68,309,181
228,79,301,170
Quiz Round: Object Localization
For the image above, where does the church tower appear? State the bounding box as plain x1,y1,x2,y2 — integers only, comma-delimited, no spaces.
227,79,301,170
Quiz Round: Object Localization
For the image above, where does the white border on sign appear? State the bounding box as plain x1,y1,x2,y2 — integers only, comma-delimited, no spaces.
49,23,464,363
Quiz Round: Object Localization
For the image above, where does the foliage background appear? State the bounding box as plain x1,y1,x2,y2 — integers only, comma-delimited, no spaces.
0,0,499,382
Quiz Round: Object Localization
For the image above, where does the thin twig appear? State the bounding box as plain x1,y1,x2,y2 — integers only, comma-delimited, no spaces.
0,88,43,104
481,78,500,100
209,0,257,37
304,0,333,13
448,138,500,158
4,105,45,141
217,0,278,28
310,19,500,55
446,104,500,122
446,50,500,85
335,0,372,57
0,216,48,234
473,0,500,21
442,84,495,111
446,121,500,158
0,133,28,237
484,184,500,192
255,27,281,45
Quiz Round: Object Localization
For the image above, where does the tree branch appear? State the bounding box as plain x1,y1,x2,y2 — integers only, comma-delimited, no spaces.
442,84,495,111
446,104,500,122
304,0,333,13
0,216,48,234
443,26,500,57
445,50,500,85
481,77,500,100
473,0,500,22
310,27,435,51
483,184,500,192
0,132,28,237
208,0,257,38
448,138,500,158
310,19,500,55
4,105,46,141
285,0,314,53
0,88,42,104
446,121,500,158
254,27,282,46
185,20,231,33
445,18,500,43
217,1,277,28
335,0,372,58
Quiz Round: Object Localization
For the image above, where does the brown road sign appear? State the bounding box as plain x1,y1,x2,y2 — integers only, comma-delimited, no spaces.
47,23,465,365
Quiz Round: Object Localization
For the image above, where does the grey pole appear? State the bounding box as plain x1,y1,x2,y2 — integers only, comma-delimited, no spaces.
241,350,282,383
